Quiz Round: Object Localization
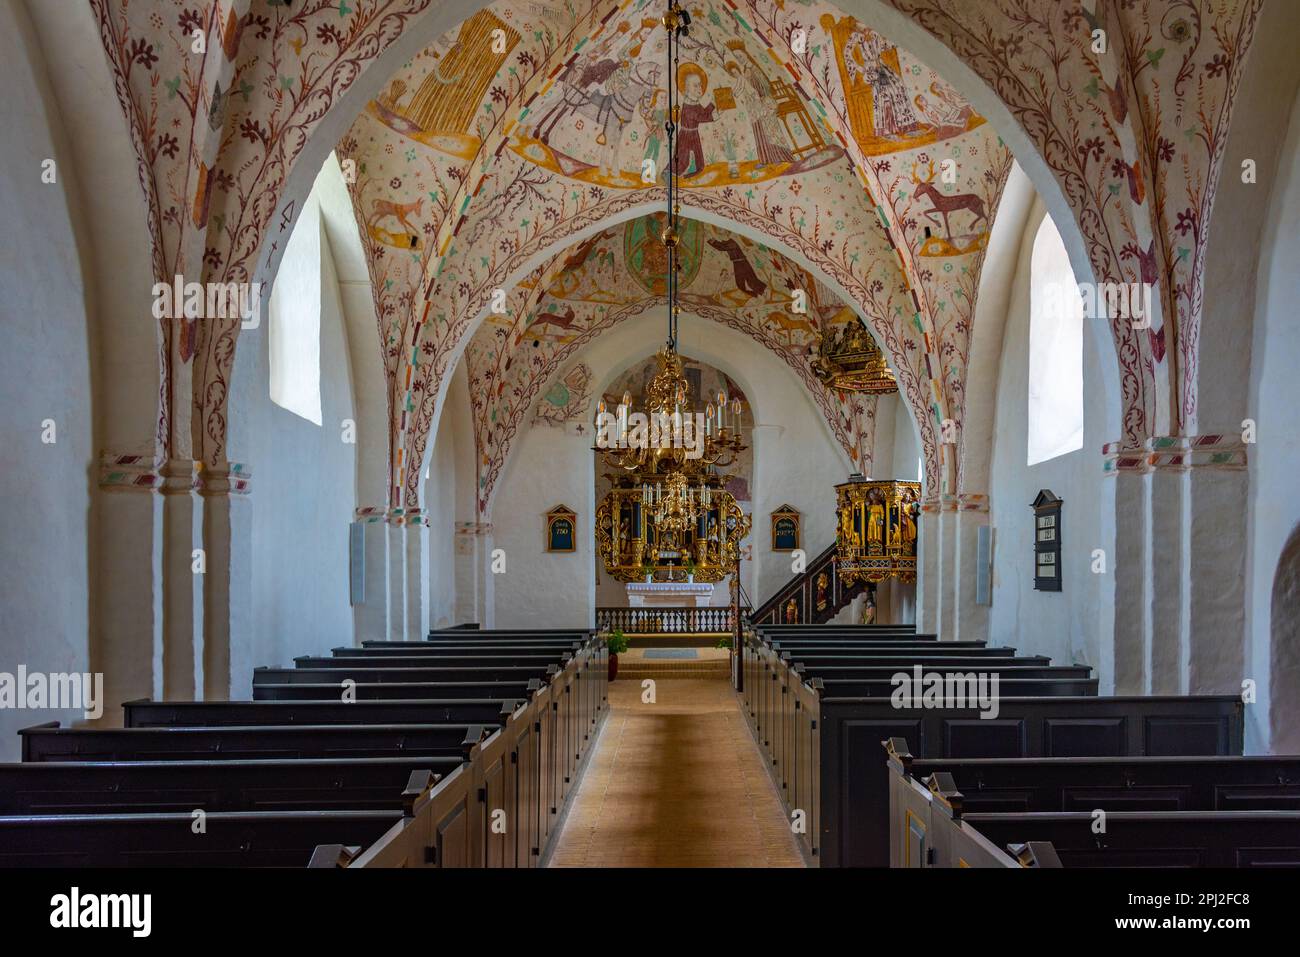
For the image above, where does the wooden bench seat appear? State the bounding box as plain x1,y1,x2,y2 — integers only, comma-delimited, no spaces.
885,742,1300,867
21,721,491,763
315,652,568,664
124,698,520,728
251,680,537,702
785,660,1081,676
256,665,558,684
808,694,1243,867
0,756,463,814
905,752,1300,813
0,810,403,867
953,811,1300,868
810,677,1098,698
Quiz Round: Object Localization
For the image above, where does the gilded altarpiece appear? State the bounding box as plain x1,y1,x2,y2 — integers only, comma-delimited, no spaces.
596,482,749,584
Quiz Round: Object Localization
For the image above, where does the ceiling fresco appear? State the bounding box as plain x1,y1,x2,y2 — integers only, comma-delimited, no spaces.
334,0,1008,511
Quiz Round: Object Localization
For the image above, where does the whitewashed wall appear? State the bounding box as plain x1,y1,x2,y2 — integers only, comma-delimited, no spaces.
233,212,359,672
0,4,98,758
1246,83,1300,753
986,200,1108,680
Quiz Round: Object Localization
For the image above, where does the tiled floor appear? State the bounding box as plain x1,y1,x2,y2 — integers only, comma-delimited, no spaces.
546,678,806,868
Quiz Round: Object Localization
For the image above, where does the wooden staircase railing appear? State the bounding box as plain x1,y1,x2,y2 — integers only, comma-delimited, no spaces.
749,541,869,626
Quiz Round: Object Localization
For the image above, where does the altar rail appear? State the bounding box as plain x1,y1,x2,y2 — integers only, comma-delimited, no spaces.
596,606,748,635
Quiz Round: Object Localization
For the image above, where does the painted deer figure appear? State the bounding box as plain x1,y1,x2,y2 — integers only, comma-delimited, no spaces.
910,161,987,241
766,310,818,345
524,306,580,340
368,195,425,236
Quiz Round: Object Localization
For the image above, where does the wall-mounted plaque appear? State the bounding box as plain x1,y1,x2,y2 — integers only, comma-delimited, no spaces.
546,505,577,553
1031,489,1062,592
771,505,800,551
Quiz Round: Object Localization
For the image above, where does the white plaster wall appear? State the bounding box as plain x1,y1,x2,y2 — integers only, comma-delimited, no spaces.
891,396,921,482
0,5,96,757
425,390,460,629
1246,83,1300,754
987,200,1107,678
489,314,850,624
232,216,359,673
491,422,596,629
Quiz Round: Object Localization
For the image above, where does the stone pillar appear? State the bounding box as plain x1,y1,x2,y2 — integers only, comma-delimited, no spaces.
199,462,253,701
94,453,167,725
916,501,940,634
386,509,406,641
1145,438,1188,694
404,509,429,641
1104,435,1248,698
1104,445,1149,694
937,496,959,639
352,507,389,644
953,494,991,643
455,521,494,627
159,458,204,700
1184,437,1248,693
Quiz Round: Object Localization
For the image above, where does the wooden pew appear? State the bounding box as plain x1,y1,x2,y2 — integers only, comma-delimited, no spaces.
255,665,558,684
743,635,1054,762
124,698,519,728
0,809,403,867
755,658,1095,809
0,756,463,813
807,694,1243,867
6,628,606,869
21,721,489,763
311,652,567,664
251,680,538,701
947,810,1300,867
885,741,1300,867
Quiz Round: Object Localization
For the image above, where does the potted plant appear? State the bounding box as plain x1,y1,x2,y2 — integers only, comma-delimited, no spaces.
606,628,629,681
641,562,654,583
723,131,740,178
684,557,697,583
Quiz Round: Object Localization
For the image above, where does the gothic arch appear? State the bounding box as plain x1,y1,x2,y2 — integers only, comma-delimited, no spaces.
396,196,932,513
1269,522,1300,752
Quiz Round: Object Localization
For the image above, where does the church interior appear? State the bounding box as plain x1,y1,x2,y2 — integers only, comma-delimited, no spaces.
3,0,1300,886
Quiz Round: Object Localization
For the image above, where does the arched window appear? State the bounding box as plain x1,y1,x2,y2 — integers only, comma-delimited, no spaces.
1026,215,1084,466
269,192,323,425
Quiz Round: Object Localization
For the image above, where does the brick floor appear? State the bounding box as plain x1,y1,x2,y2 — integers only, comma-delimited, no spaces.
546,678,806,868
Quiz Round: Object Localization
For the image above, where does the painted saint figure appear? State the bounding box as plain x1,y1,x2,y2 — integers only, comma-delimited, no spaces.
727,60,795,168
675,64,717,176
867,491,886,550
845,30,919,138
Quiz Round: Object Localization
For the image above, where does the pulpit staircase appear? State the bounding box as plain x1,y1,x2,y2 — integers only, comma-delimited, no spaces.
749,542,869,627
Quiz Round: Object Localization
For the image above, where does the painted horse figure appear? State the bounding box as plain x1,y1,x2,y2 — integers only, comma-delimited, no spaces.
533,56,661,174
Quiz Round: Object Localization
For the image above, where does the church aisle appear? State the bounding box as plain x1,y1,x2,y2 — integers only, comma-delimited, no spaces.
546,677,805,868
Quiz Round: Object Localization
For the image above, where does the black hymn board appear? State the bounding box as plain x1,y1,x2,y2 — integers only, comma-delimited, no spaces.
1031,489,1062,592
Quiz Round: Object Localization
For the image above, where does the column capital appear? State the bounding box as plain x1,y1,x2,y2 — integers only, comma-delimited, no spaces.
354,506,386,523
956,493,989,513
197,461,252,496
99,449,166,492
1102,434,1247,475
403,507,431,528
456,521,494,536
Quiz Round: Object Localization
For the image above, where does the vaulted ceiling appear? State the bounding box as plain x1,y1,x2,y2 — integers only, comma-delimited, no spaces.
337,0,1011,510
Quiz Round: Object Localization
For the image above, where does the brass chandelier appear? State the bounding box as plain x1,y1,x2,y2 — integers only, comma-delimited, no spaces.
592,0,747,484
591,2,752,583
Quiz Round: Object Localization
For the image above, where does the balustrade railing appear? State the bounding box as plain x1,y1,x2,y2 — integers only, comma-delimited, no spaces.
596,606,748,635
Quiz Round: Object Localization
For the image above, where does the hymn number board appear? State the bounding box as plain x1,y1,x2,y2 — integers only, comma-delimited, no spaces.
1031,489,1063,592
